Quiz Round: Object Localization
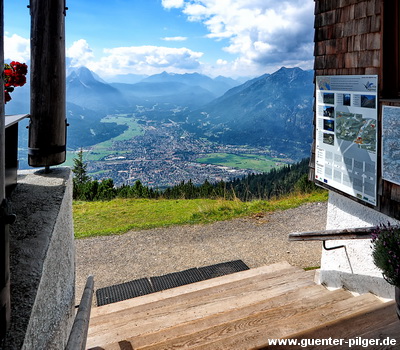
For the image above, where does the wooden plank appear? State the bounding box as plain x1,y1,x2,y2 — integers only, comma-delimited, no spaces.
352,318,400,350
90,262,296,318
266,301,396,349
86,271,315,348
186,294,383,350
118,287,353,350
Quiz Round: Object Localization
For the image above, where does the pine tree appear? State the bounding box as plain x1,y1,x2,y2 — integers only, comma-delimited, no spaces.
72,149,90,185
72,149,91,200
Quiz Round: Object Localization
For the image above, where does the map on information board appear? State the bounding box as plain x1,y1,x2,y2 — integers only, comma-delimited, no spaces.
382,106,400,185
315,75,378,205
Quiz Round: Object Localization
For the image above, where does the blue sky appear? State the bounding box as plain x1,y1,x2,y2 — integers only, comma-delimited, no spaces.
4,0,314,79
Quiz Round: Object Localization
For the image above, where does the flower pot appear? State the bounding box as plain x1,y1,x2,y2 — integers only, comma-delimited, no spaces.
396,286,400,320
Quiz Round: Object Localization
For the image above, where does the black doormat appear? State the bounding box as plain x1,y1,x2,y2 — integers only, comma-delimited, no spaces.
198,259,250,279
95,260,249,306
96,278,153,307
150,268,205,292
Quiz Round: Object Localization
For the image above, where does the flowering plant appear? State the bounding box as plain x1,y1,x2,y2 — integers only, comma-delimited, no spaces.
371,223,400,286
4,61,28,103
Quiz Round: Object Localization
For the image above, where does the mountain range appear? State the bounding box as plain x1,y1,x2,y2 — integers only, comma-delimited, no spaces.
10,66,314,163
179,67,314,158
67,67,241,110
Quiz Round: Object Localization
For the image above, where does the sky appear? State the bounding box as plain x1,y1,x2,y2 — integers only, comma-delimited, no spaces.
4,0,315,79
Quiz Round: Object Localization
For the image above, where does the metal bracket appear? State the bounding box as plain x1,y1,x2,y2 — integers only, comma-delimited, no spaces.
28,1,68,16
323,241,345,251
64,0,68,16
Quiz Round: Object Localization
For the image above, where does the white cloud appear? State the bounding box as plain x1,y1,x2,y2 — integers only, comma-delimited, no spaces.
161,36,188,41
67,39,95,67
4,34,30,62
216,59,228,65
66,39,204,77
89,45,203,76
161,0,185,9
175,0,315,74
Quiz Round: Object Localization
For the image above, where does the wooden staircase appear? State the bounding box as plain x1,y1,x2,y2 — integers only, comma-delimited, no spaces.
86,262,398,350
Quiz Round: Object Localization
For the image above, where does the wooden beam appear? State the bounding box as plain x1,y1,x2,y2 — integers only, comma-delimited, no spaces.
29,0,67,167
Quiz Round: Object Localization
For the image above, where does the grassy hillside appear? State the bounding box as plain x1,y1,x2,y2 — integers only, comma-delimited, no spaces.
73,190,328,239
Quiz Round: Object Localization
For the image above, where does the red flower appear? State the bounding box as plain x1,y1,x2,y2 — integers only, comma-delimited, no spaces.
3,61,27,104
4,91,11,103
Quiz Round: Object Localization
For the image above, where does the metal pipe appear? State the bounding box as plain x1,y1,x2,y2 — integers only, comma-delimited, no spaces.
65,275,94,350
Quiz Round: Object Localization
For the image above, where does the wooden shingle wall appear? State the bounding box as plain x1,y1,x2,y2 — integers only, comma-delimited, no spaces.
314,0,381,78
312,0,400,219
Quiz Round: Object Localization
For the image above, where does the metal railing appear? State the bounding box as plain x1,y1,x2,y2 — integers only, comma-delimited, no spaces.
288,226,379,241
65,275,94,350
289,226,400,251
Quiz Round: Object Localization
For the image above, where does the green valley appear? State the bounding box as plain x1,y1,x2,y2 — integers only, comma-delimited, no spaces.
196,153,286,172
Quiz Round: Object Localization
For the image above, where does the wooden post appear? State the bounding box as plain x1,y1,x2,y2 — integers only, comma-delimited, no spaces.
29,0,67,167
0,0,10,342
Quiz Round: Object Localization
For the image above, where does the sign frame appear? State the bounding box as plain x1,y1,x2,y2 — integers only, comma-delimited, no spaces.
315,75,378,206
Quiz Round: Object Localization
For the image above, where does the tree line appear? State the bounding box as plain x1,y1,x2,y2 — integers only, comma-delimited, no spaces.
72,150,319,202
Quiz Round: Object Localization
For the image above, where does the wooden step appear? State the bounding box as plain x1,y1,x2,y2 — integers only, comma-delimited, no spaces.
87,263,313,348
262,300,397,349
187,293,384,350
90,261,296,318
88,265,311,335
125,286,353,350
86,262,392,350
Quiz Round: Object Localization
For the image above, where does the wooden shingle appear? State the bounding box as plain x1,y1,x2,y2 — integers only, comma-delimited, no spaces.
343,20,355,37
321,10,337,26
356,17,371,35
354,2,367,19
325,39,337,55
338,37,348,53
344,52,358,68
366,0,376,16
370,14,381,32
358,50,374,67
366,32,380,50
314,42,326,56
353,34,367,51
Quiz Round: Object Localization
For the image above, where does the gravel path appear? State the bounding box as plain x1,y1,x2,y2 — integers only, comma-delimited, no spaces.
75,201,327,304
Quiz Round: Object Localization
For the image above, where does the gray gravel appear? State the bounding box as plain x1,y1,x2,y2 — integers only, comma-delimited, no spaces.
75,201,327,304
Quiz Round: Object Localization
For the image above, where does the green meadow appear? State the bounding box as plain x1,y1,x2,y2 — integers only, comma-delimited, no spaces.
73,190,328,239
196,153,286,172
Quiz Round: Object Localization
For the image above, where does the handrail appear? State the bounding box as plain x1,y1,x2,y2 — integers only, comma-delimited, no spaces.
65,275,94,350
288,226,383,241
5,114,29,128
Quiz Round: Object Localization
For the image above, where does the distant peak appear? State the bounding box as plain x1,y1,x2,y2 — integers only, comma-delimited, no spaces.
275,66,303,73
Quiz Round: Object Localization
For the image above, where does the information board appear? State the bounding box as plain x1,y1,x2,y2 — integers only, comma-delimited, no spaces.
315,75,378,205
382,105,400,186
